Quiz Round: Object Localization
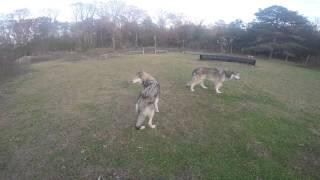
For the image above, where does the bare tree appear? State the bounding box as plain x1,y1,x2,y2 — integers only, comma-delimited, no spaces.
314,17,320,30
0,4,319,66
156,10,168,29
71,3,97,50
110,0,126,49
11,9,30,21
123,6,147,47
71,2,96,22
41,9,60,22
98,0,126,50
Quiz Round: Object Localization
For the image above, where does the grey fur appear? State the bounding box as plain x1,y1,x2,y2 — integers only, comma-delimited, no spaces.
187,67,240,93
132,72,160,130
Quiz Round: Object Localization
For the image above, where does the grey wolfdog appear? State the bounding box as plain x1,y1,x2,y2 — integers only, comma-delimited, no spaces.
132,72,160,130
187,67,240,93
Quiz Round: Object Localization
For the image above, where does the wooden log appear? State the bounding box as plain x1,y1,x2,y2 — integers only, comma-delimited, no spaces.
200,54,256,65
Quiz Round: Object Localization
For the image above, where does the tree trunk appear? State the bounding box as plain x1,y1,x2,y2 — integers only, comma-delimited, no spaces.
119,29,122,49
182,40,185,49
268,49,273,59
100,32,103,47
285,54,289,62
154,35,157,54
230,44,233,54
112,33,116,51
305,55,311,65
135,32,138,48
80,35,84,50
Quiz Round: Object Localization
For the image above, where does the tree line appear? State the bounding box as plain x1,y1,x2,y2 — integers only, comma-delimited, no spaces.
1,1,320,77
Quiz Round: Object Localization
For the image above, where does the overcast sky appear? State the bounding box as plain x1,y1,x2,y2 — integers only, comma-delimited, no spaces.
0,0,319,23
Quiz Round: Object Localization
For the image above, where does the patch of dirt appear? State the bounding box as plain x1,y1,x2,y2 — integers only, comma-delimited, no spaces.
174,166,201,180
309,128,320,136
2,147,43,180
247,139,271,158
80,166,133,180
294,151,320,177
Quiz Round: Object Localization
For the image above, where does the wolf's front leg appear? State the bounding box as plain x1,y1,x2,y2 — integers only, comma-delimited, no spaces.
200,81,208,89
190,85,195,92
136,114,146,130
155,97,159,112
190,81,200,92
148,111,156,129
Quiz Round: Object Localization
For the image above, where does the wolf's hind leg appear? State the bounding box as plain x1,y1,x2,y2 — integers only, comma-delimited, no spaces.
200,80,208,89
215,83,223,94
148,110,156,129
190,83,196,92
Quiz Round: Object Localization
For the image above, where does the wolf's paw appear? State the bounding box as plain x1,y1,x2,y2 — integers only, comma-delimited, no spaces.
136,126,145,130
155,109,159,113
150,124,156,129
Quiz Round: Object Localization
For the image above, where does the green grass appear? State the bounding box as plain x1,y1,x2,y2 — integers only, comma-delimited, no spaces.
0,53,319,179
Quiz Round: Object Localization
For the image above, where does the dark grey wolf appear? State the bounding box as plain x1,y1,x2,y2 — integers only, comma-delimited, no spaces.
132,72,160,130
187,67,240,93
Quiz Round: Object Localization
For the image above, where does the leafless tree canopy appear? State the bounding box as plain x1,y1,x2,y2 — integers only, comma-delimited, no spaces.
1,3,320,77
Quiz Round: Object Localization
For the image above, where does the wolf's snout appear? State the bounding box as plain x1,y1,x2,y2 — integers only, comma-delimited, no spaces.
132,78,141,84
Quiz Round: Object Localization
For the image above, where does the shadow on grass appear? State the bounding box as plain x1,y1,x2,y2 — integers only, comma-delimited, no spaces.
0,65,32,83
221,92,287,110
0,65,36,105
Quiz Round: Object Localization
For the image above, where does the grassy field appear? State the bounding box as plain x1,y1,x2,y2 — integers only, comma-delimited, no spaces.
0,53,319,179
